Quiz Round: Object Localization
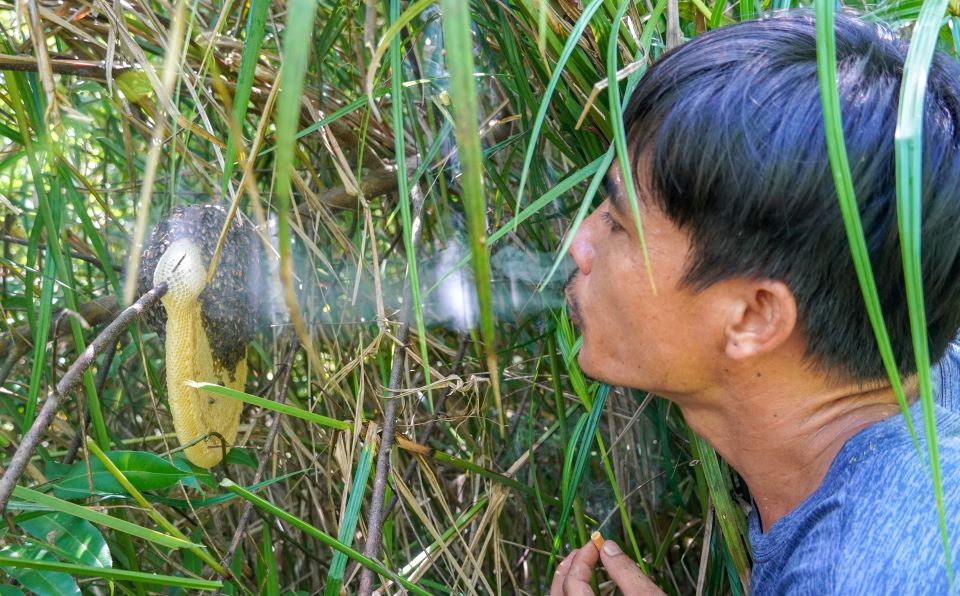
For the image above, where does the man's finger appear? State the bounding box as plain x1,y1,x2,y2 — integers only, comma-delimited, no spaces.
599,541,664,595
561,542,601,595
549,549,577,595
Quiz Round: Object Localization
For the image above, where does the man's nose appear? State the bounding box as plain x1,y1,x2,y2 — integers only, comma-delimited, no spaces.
568,214,596,275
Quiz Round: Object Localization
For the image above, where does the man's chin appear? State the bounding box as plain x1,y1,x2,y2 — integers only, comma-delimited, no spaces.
576,350,614,384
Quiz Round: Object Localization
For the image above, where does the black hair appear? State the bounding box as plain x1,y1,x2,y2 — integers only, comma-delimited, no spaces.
623,11,960,380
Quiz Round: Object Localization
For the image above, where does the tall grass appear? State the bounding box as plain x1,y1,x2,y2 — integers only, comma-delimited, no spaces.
0,1,951,594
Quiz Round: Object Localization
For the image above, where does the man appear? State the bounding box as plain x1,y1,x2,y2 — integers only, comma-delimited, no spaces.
552,11,960,595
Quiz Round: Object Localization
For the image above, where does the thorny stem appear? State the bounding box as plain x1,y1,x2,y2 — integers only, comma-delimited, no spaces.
0,284,167,513
220,337,301,575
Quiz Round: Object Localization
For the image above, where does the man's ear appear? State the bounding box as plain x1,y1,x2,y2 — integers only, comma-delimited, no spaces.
723,280,797,360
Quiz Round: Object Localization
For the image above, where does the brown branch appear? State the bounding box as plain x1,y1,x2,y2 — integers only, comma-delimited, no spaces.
0,54,133,79
0,235,123,273
357,184,427,595
297,168,399,212
0,296,119,361
0,284,166,513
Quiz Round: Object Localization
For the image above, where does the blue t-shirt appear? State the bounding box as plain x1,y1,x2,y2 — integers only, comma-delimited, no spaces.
749,341,960,594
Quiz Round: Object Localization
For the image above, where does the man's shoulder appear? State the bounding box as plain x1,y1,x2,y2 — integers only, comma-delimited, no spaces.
832,405,960,592
755,405,960,594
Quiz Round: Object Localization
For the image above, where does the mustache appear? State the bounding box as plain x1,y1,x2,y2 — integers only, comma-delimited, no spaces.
564,269,578,293
564,269,583,324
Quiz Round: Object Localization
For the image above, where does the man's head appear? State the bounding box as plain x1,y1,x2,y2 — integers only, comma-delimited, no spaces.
567,12,960,392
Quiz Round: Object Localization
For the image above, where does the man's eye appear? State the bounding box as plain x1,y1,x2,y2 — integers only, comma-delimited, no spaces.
601,210,625,233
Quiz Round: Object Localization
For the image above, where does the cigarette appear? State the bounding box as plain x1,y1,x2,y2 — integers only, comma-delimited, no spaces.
590,531,604,550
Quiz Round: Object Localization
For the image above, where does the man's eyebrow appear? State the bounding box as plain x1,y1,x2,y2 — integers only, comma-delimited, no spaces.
603,172,626,217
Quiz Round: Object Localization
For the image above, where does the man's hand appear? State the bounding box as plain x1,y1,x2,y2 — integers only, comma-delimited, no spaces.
550,539,664,595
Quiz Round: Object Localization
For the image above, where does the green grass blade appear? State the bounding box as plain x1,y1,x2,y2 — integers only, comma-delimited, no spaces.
391,0,433,407
549,384,609,571
188,382,351,430
24,254,54,428
325,432,376,595
894,0,953,584
440,0,504,434
609,0,655,292
691,434,750,592
814,0,918,442
11,487,199,550
258,524,280,596
514,0,605,215
0,556,220,590
221,0,270,192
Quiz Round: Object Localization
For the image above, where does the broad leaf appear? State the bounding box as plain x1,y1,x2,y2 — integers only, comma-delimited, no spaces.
18,513,111,569
53,451,192,499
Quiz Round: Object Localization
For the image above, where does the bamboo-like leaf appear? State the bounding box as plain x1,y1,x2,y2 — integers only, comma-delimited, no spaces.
0,555,221,590
691,434,750,592
894,0,953,584
391,0,433,407
514,0,605,214
608,0,655,292
11,486,199,550
188,382,351,430
813,0,917,444
439,0,504,434
325,432,376,595
221,0,270,191
549,384,609,572
816,0,951,583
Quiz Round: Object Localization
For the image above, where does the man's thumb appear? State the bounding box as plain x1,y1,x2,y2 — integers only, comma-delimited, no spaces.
600,541,664,595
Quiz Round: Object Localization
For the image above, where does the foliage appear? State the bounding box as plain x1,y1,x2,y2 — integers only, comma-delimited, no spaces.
0,0,953,593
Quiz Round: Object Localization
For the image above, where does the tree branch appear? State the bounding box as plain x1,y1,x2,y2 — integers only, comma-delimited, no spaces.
0,284,167,512
0,54,133,78
0,295,120,361
357,183,426,595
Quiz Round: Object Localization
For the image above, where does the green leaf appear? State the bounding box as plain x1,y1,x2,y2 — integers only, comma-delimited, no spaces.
53,451,192,499
0,544,80,596
11,486,200,550
0,555,220,590
221,0,271,191
325,434,376,595
18,512,111,569
188,382,351,430
440,0,504,433
0,585,26,596
224,447,258,469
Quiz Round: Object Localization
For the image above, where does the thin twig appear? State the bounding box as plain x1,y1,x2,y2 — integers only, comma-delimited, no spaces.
220,336,300,573
382,335,468,516
0,295,119,361
62,341,118,465
0,235,123,272
342,335,469,587
357,321,410,596
357,185,427,595
0,284,167,512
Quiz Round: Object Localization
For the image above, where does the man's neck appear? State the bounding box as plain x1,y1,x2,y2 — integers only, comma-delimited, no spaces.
674,368,912,532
